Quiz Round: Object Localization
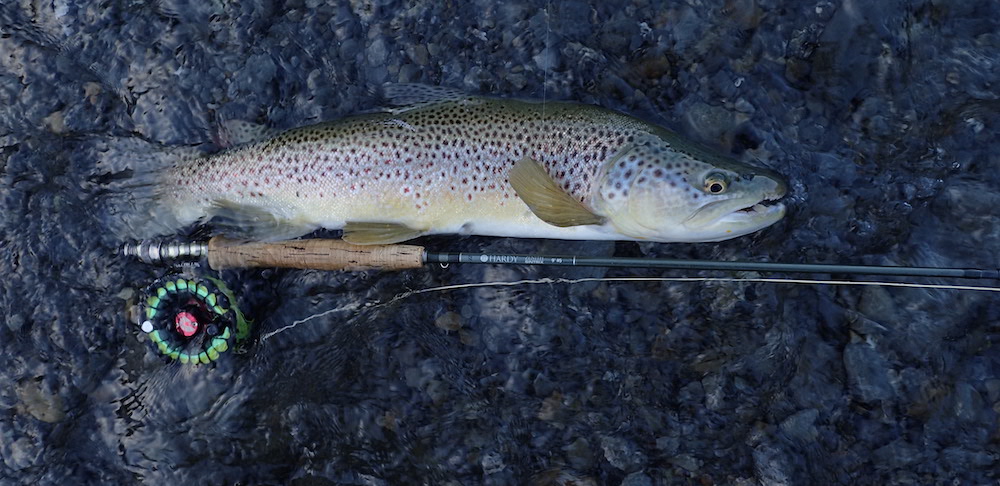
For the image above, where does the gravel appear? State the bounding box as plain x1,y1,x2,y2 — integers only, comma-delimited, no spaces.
1,0,999,484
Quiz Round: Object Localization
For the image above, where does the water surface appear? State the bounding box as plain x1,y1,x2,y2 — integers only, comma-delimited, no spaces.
1,1,999,484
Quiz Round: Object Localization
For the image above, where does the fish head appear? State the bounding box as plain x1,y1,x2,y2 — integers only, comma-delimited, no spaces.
593,136,786,242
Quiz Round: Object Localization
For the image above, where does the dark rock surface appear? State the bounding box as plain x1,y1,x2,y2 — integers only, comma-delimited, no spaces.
1,1,999,484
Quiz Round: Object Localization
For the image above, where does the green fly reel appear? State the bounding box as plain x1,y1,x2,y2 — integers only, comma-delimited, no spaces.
139,275,251,364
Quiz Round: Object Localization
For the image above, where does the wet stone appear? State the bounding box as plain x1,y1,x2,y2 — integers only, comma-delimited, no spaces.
434,311,462,332
779,408,819,442
481,450,505,475
752,442,794,486
3,437,42,471
843,342,895,404
16,379,66,423
984,379,1000,403
532,46,560,72
621,471,653,486
670,454,701,472
6,314,25,332
600,436,647,472
532,373,555,397
951,382,985,424
564,437,594,470
872,438,923,468
683,101,737,145
655,436,680,455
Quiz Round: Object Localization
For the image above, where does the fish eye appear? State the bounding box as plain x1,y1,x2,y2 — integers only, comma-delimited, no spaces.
704,173,729,194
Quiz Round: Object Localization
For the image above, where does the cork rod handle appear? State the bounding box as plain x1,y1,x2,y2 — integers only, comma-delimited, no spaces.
207,237,425,271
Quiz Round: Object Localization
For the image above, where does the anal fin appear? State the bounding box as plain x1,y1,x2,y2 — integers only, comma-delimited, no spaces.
508,157,605,227
342,222,426,245
209,201,314,241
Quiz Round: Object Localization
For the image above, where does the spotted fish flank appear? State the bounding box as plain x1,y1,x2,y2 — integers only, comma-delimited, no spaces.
155,85,786,244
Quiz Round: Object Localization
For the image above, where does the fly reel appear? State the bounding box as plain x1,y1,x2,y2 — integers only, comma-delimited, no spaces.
138,275,250,364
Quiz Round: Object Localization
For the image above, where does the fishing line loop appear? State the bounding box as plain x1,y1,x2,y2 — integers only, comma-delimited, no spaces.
259,276,997,342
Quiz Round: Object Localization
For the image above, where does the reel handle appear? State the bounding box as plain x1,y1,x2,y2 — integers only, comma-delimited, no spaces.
206,237,425,271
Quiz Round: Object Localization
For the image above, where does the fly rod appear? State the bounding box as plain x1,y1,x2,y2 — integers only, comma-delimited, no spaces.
120,237,1000,280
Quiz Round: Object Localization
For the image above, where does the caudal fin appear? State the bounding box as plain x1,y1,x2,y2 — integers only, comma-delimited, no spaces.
85,136,200,241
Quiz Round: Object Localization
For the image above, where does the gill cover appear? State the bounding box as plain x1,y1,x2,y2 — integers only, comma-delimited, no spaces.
592,134,786,242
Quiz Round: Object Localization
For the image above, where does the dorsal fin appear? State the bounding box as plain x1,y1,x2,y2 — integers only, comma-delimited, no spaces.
508,158,605,227
378,84,473,113
215,119,276,148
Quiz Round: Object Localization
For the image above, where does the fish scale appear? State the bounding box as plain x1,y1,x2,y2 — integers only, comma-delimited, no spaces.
157,91,786,243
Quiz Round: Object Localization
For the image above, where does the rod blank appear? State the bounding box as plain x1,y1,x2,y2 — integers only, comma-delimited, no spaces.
425,252,999,279
121,238,1000,280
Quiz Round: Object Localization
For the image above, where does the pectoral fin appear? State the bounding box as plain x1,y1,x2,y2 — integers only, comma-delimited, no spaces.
342,222,426,245
508,158,605,227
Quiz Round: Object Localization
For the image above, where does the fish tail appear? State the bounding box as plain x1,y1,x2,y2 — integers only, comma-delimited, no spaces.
86,136,201,240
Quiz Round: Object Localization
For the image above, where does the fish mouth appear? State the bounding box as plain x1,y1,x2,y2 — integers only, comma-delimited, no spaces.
721,197,786,223
684,189,787,228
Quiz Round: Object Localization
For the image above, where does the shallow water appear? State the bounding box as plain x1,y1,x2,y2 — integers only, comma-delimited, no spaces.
2,1,1000,484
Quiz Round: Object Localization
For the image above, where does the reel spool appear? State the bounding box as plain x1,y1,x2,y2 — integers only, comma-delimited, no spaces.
138,275,250,364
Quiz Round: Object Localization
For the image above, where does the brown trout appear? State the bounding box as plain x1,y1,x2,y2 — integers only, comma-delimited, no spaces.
148,85,786,244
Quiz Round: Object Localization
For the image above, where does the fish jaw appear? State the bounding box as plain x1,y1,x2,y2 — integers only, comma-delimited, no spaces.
679,197,787,241
676,173,787,241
